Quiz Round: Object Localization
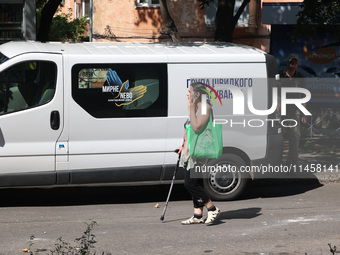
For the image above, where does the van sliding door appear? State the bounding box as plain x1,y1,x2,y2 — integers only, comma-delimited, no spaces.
68,63,168,184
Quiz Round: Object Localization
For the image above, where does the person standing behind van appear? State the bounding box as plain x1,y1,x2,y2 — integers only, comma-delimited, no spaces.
177,82,220,225
279,54,307,166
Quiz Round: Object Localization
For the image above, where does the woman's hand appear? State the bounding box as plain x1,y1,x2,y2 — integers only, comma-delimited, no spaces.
176,146,183,154
190,94,199,108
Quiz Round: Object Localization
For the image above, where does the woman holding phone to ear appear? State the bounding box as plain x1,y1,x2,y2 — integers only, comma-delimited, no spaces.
177,82,220,225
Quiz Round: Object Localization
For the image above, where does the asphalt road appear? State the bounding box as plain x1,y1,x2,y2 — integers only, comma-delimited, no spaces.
0,180,340,255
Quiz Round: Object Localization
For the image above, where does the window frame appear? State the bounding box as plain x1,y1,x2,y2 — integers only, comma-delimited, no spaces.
74,0,89,19
0,60,57,115
135,0,160,8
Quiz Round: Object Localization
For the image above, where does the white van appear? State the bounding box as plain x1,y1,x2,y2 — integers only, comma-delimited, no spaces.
0,41,282,200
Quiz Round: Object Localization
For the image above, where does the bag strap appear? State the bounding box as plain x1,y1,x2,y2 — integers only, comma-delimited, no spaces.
209,108,216,124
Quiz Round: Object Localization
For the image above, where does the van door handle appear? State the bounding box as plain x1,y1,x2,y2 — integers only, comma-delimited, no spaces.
50,111,60,130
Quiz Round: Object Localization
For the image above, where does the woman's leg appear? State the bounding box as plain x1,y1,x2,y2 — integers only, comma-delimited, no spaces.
182,167,220,224
184,168,210,209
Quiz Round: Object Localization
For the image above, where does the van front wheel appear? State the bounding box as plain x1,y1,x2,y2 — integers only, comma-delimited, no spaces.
203,154,249,201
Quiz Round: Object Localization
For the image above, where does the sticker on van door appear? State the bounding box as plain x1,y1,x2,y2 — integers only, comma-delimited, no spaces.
72,63,167,118
104,69,147,107
78,68,147,107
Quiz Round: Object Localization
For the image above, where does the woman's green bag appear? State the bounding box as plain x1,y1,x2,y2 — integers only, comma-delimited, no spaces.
185,112,222,159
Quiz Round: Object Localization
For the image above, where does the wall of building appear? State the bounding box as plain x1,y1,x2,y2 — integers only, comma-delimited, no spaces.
59,0,302,52
93,0,161,41
166,0,214,41
91,0,215,42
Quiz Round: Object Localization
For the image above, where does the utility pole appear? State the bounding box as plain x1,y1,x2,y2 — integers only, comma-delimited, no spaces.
89,0,93,42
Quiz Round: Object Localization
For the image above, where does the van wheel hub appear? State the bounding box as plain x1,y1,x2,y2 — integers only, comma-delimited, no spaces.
210,170,239,192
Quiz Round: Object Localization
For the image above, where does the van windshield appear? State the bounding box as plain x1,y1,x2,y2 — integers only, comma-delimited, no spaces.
0,53,8,64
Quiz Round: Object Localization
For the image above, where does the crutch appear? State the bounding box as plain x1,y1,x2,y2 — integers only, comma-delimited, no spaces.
160,150,181,221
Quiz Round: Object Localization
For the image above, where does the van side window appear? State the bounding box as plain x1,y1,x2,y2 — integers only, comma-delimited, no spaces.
0,61,57,115
72,64,168,118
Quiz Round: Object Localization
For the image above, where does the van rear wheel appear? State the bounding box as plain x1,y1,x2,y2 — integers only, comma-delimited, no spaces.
203,154,248,201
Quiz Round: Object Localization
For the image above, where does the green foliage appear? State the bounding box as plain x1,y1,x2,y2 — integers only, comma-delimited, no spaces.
49,10,89,42
50,236,75,254
24,221,110,255
73,221,98,254
295,0,340,39
36,0,49,13
36,1,89,42
328,243,337,255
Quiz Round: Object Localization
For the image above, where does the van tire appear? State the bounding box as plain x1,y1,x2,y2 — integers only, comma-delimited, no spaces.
203,154,248,201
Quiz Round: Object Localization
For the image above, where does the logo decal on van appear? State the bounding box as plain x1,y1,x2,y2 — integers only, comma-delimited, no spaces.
102,69,147,107
199,84,223,106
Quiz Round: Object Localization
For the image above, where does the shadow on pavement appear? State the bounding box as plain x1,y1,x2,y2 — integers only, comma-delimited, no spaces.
0,185,189,207
207,207,262,226
241,178,323,200
0,178,323,207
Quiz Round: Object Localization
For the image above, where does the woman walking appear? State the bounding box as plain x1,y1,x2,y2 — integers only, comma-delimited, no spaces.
177,82,220,225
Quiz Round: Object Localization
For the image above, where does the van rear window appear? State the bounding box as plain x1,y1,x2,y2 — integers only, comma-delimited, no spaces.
72,63,167,118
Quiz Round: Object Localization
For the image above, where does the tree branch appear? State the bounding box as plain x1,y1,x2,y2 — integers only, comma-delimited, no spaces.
233,0,250,28
37,0,62,42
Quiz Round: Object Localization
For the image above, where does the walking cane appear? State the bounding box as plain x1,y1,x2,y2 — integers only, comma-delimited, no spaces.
160,150,181,221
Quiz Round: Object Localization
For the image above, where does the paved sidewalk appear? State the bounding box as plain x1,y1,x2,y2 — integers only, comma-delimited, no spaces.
289,138,340,183
299,152,340,183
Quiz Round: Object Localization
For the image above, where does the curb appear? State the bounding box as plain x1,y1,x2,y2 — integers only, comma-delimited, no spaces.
298,152,340,184
314,174,340,184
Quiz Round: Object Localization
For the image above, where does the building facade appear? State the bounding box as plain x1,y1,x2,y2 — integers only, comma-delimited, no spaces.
60,0,276,52
0,0,36,44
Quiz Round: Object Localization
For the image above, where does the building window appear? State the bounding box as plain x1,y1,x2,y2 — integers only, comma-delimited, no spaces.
136,0,160,8
72,63,167,118
74,0,89,19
